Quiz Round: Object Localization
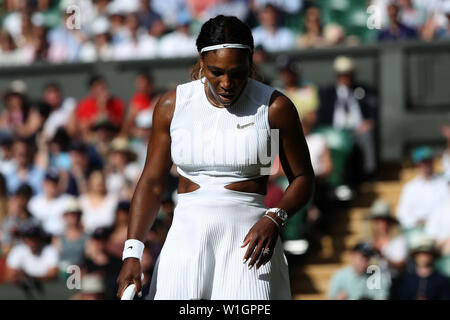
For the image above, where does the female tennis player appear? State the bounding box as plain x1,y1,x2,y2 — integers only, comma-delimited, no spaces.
116,15,315,300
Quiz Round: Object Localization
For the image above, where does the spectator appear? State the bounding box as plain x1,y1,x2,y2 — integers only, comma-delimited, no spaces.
91,0,110,21
13,99,52,140
425,180,450,256
104,137,140,199
323,23,350,47
377,2,418,42
27,170,71,237
139,243,157,299
418,1,450,41
130,109,154,169
32,0,61,30
2,4,30,43
368,200,408,280
397,0,427,30
276,57,333,240
107,0,140,15
40,82,77,142
298,6,326,49
396,146,449,231
276,57,320,121
130,71,157,113
249,43,268,77
4,224,59,299
79,170,118,234
0,30,29,65
71,75,125,140
79,16,115,62
433,2,450,39
157,11,197,58
106,6,128,45
150,0,189,29
82,226,122,300
186,0,218,21
65,140,103,196
4,138,45,195
318,56,378,180
390,236,450,300
105,201,131,259
0,133,15,177
252,4,296,52
47,10,88,63
9,7,35,50
251,0,303,15
112,12,158,60
52,197,89,274
137,0,166,38
203,0,250,22
90,119,120,163
0,184,36,256
328,241,390,300
159,196,174,232
45,128,72,174
1,84,30,136
25,25,50,64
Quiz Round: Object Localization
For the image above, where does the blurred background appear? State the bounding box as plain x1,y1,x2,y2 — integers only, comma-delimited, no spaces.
0,0,449,300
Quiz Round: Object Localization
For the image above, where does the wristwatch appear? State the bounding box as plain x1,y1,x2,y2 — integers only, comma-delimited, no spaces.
265,208,288,226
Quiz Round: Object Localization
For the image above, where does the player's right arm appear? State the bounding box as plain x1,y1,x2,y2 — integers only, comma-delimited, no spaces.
116,90,176,299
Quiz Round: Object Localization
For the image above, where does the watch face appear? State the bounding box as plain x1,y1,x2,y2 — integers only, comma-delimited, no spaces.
275,209,287,221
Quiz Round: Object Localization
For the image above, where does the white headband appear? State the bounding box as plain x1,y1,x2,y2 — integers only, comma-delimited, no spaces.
200,43,253,54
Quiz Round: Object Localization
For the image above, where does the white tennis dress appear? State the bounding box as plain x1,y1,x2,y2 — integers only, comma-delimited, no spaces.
148,78,291,300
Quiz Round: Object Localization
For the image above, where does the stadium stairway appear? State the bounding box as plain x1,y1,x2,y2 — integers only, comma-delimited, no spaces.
289,161,423,300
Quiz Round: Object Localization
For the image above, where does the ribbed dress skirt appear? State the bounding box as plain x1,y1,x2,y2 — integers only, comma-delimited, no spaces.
147,185,291,300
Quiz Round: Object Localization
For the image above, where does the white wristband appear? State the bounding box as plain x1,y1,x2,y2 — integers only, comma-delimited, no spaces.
122,239,145,262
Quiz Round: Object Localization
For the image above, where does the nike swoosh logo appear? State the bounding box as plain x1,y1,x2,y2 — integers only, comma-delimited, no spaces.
237,122,254,129
127,246,133,250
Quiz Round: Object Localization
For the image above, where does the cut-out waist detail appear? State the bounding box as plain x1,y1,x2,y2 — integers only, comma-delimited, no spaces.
176,183,267,208
175,167,267,207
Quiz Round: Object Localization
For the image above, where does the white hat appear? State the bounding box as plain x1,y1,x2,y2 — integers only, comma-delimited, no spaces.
333,56,355,74
108,0,139,15
135,109,153,129
90,17,110,35
9,80,27,94
324,23,344,45
410,236,437,255
64,196,81,213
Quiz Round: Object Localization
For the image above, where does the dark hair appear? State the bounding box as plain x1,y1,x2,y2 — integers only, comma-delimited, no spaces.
191,15,258,80
88,74,106,89
15,183,33,199
136,68,153,82
44,82,61,92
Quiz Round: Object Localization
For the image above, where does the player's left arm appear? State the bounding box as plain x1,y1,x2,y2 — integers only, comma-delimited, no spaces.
267,90,315,219
241,91,315,269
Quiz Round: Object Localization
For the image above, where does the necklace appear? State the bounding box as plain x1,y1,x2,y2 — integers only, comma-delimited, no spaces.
203,82,227,109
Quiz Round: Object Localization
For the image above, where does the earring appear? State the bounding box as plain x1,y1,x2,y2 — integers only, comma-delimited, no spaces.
199,67,205,83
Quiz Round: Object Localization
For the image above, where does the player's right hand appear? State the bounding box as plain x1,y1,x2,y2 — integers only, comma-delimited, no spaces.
116,258,142,299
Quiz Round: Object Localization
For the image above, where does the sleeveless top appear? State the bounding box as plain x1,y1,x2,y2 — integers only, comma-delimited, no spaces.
170,78,277,187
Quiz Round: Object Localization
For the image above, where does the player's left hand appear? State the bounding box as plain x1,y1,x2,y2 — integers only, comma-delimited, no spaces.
241,215,280,270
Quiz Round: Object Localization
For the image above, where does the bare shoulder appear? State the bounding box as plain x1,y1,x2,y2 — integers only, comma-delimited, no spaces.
268,90,300,130
152,89,177,128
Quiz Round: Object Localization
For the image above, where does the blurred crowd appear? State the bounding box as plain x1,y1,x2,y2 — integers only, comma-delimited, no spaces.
1,0,450,66
327,132,450,300
0,0,449,301
0,69,176,299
